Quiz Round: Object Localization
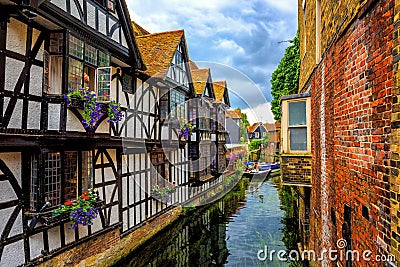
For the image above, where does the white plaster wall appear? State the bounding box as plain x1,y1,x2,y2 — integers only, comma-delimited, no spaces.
47,226,61,252
0,208,15,240
29,232,44,260
66,110,86,132
121,34,128,48
6,19,26,55
70,0,81,20
5,57,24,92
64,223,75,244
8,210,23,237
32,28,44,62
122,210,128,231
1,240,25,266
30,65,43,97
121,177,127,207
161,126,168,140
0,153,21,187
47,103,60,130
50,0,67,13
28,101,41,130
110,205,118,225
105,184,115,203
87,3,96,29
96,120,109,134
98,12,107,35
3,98,22,128
91,214,102,232
78,223,88,239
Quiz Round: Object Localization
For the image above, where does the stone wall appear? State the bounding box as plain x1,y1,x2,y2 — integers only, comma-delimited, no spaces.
302,0,394,266
281,155,312,185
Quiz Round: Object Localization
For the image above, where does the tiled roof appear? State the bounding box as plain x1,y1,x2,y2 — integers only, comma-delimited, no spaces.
247,123,260,133
226,109,241,119
191,68,210,95
213,81,226,103
136,30,184,78
263,123,277,132
189,60,199,70
131,21,150,36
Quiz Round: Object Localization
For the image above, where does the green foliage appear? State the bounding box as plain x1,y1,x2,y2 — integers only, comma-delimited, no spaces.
270,31,300,121
235,108,250,143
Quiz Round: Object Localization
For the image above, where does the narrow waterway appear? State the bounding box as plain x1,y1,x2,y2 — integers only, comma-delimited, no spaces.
115,176,306,267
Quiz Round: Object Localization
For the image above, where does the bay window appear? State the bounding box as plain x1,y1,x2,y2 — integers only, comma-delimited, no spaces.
281,94,311,154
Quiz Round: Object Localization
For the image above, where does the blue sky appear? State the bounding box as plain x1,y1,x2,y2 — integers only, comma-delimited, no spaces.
128,0,298,123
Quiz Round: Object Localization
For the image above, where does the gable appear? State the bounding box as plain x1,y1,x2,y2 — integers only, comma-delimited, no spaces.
43,0,143,68
136,30,187,79
166,40,191,87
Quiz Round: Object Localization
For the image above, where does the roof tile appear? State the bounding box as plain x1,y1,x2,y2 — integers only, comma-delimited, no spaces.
136,30,184,78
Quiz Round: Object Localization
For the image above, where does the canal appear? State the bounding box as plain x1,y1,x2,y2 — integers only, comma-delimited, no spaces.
115,176,306,267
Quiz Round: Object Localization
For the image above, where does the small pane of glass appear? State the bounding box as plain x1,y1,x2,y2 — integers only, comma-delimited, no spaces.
290,127,307,151
69,35,84,59
84,44,98,66
97,67,111,101
98,50,110,67
64,152,78,202
289,101,306,126
68,58,83,91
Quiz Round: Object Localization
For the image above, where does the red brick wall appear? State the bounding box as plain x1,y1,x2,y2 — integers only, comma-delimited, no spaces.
308,1,394,266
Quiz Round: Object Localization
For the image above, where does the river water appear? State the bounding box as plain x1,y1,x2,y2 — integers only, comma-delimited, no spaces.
115,176,306,267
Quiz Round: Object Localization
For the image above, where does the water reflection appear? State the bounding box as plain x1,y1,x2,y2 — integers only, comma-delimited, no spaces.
115,176,307,267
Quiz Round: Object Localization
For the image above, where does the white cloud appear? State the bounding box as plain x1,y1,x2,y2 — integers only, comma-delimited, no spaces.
214,39,245,55
242,102,275,124
262,0,298,14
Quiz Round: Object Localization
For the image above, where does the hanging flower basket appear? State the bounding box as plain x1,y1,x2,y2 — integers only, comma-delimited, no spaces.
64,88,123,130
152,183,176,203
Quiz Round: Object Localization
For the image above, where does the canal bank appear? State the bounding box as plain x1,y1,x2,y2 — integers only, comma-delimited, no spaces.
113,176,307,267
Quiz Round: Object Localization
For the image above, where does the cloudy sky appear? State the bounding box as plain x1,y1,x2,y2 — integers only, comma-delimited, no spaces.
128,0,298,123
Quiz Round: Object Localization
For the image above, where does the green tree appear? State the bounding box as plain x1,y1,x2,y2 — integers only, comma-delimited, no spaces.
235,108,250,143
270,31,300,121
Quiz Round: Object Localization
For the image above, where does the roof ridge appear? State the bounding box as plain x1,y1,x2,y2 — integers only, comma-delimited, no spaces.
137,29,184,38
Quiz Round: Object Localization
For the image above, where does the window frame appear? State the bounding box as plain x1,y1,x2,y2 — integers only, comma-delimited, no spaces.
30,150,94,211
281,96,311,154
66,34,111,99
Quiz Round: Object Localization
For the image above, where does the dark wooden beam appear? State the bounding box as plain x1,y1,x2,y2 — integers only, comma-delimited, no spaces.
2,31,46,129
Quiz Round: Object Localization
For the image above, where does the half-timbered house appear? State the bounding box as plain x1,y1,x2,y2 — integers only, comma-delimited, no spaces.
0,0,234,262
0,0,153,264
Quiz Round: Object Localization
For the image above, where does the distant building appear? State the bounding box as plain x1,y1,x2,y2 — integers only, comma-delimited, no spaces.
247,122,267,140
225,109,242,144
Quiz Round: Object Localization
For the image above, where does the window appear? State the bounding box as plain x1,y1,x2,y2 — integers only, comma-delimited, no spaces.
122,70,137,94
30,151,93,211
43,33,64,94
167,43,188,87
289,101,307,151
254,132,259,139
281,95,311,153
170,89,186,119
67,34,111,101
